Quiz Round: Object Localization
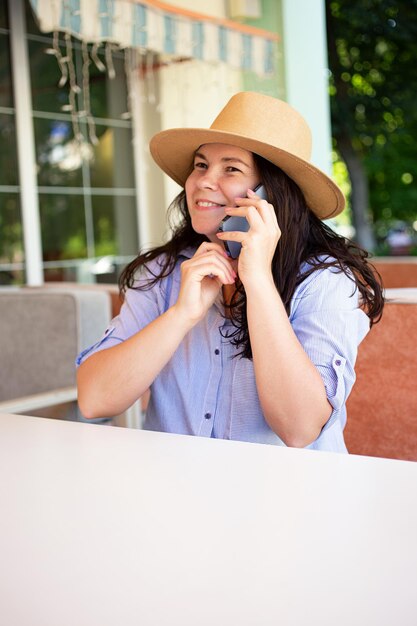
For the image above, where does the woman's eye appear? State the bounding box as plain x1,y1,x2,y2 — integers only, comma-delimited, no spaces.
225,166,240,173
194,161,207,169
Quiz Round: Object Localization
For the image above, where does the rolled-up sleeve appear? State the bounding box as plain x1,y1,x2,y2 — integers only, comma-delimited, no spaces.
290,266,370,431
76,259,170,366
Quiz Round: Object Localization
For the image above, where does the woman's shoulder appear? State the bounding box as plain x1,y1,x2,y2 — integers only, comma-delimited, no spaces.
291,256,358,314
298,255,354,286
130,254,166,287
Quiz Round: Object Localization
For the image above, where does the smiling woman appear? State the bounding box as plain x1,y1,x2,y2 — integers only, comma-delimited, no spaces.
76,91,384,453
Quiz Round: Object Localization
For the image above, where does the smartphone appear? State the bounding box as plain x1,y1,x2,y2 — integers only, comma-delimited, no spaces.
218,184,267,259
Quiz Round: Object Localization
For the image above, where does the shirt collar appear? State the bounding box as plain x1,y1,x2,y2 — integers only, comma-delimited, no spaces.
179,246,198,260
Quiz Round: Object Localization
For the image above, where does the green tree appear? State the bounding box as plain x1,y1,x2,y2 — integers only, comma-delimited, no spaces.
326,0,417,251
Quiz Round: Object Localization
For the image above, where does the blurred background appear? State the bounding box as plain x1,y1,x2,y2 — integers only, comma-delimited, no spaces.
1,0,416,288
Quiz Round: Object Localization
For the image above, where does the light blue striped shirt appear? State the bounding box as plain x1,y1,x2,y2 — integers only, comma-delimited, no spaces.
77,248,370,453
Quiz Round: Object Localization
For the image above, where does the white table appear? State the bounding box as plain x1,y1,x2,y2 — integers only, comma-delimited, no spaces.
1,413,417,626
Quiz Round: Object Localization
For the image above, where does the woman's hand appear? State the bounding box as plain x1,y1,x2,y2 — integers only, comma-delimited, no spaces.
216,188,281,286
173,241,236,325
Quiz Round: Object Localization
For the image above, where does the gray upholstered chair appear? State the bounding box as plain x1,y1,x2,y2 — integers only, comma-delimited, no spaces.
0,287,111,420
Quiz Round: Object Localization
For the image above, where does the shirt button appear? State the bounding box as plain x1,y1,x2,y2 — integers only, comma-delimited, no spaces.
204,412,212,420
214,348,220,355
335,359,342,366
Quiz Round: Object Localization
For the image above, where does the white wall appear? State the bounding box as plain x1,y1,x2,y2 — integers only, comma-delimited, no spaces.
136,0,242,247
280,0,333,175
159,61,242,209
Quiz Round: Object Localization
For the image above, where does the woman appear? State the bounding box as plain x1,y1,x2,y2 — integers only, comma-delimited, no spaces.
77,92,383,452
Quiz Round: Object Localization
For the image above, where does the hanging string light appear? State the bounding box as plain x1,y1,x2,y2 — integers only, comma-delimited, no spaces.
62,31,83,144
122,47,133,121
81,40,98,146
91,42,106,73
104,41,116,80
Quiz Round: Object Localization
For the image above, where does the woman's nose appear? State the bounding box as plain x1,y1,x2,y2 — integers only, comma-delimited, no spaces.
197,170,218,189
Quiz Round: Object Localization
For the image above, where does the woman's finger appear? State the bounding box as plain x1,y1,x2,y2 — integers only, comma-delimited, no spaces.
194,241,228,258
188,249,235,275
182,253,236,284
249,191,278,227
216,230,245,244
228,197,277,228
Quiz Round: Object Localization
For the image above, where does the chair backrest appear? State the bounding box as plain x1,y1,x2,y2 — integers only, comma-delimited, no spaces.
345,289,417,461
35,281,123,317
0,288,111,402
372,258,417,288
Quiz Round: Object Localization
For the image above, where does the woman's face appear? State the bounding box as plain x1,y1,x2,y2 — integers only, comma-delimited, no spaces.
185,143,260,242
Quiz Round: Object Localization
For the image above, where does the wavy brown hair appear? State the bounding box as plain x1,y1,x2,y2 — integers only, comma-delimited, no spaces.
119,153,384,358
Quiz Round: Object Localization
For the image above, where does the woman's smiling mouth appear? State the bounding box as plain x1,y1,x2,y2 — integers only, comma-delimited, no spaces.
196,200,225,209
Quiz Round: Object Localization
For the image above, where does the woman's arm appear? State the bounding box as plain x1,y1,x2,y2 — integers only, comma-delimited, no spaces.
77,305,193,419
244,276,332,447
77,242,235,419
217,189,331,447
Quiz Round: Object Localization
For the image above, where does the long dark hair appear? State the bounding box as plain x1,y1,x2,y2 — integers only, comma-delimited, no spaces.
119,153,384,358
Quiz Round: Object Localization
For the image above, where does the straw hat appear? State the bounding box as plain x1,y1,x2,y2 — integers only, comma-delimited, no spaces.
149,91,345,219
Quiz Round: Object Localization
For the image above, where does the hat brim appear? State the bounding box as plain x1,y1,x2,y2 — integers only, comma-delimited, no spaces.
150,128,345,220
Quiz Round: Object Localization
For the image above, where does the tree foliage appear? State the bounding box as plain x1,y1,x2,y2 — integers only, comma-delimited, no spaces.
326,0,417,250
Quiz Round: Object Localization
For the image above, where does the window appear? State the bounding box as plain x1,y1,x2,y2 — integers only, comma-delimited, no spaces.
0,0,139,285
